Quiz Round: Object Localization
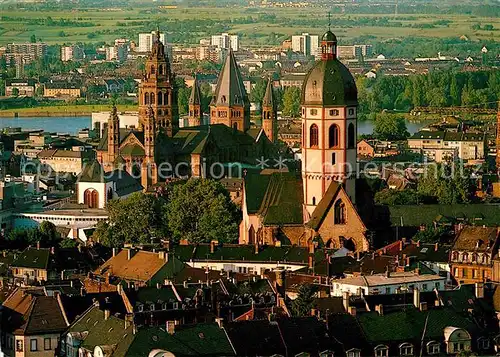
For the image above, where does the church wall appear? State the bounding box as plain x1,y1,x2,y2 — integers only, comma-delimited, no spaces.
77,182,106,208
316,188,368,252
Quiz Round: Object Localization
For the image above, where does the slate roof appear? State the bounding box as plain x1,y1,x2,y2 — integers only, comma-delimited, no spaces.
11,247,50,270
211,48,249,107
79,160,105,183
387,204,500,227
97,129,143,152
307,181,341,230
2,288,68,335
122,323,235,357
244,171,304,225
262,77,275,108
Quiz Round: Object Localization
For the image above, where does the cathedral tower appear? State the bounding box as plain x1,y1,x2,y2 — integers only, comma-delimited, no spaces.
139,29,178,137
210,48,250,132
141,106,157,190
107,105,120,166
496,103,500,173
187,77,202,127
262,77,277,143
301,29,358,216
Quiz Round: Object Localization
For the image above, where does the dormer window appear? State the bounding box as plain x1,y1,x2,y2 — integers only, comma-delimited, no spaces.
137,304,143,312
150,303,155,311
399,343,413,356
478,337,490,350
173,302,179,310
347,349,361,357
162,303,167,310
374,345,389,357
221,95,227,103
427,341,440,355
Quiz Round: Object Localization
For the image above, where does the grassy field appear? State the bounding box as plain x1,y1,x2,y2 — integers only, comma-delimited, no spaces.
0,104,137,117
0,6,499,46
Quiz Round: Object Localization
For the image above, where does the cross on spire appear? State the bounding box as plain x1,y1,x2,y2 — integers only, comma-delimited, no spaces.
328,12,332,31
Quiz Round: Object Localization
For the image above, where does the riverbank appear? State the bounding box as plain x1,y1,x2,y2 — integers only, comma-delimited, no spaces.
0,104,137,118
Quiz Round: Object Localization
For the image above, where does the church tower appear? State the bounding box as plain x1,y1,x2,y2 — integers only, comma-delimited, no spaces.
187,77,202,127
301,28,358,216
496,103,500,173
262,77,277,143
141,106,157,190
107,105,120,167
210,48,250,132
139,29,178,137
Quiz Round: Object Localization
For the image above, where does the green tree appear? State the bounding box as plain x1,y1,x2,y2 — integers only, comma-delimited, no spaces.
291,284,317,317
374,189,421,205
92,221,124,248
165,179,240,243
249,78,267,107
30,34,36,43
417,164,472,204
200,82,212,114
373,114,409,140
59,239,78,249
282,86,301,117
39,221,58,244
106,192,166,245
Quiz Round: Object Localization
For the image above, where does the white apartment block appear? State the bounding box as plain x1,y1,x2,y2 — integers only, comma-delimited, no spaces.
408,131,486,163
337,44,373,59
211,33,239,52
291,33,319,57
138,32,166,53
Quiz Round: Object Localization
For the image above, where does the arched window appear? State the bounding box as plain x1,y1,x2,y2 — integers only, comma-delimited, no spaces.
329,124,339,148
164,93,169,106
310,124,319,147
84,189,99,209
150,92,155,105
107,187,113,201
151,65,156,75
334,199,346,224
158,92,163,105
312,197,316,205
452,251,459,261
348,123,355,149
462,252,468,262
144,92,149,105
158,64,163,75
233,123,238,131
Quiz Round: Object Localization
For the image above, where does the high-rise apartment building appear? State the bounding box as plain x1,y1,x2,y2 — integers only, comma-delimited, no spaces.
211,33,239,52
291,33,319,57
61,46,84,62
138,32,166,53
337,45,373,59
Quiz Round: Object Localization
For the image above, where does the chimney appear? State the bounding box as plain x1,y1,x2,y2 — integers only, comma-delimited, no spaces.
308,255,314,269
104,309,110,320
50,246,55,254
127,249,133,260
310,308,317,317
226,270,230,279
416,240,421,248
112,248,117,257
475,282,484,299
210,241,217,254
435,299,441,307
254,243,259,255
342,291,350,311
37,241,40,250
375,304,384,316
166,321,176,335
106,272,110,284
275,269,285,296
158,251,165,260
156,283,161,289
215,317,224,328
434,243,439,252
399,240,403,251
413,288,420,309
419,302,428,311
348,306,356,316
117,283,122,295
183,281,188,288
165,240,171,252
124,315,132,329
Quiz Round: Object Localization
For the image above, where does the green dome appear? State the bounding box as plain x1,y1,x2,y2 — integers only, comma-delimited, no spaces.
301,59,358,106
322,30,337,42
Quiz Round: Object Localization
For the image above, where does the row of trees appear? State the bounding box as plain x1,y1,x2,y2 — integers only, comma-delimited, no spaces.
93,179,240,248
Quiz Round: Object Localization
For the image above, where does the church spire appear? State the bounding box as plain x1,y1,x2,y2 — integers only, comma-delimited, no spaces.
187,76,202,127
210,48,250,132
262,77,277,143
496,102,500,173
107,104,120,168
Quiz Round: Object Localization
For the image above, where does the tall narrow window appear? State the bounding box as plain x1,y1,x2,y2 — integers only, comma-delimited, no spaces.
158,92,163,105
312,197,316,205
329,124,339,148
334,199,346,224
164,93,169,106
151,65,156,75
310,124,319,147
144,92,149,105
348,123,355,149
159,64,164,75
332,153,336,165
150,92,155,105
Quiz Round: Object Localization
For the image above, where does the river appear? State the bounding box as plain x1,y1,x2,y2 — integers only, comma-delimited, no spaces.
0,116,426,136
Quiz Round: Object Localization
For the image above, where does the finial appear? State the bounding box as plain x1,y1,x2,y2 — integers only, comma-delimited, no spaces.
328,12,332,31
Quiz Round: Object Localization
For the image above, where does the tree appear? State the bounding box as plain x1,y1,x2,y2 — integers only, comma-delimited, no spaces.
59,238,78,249
282,86,301,117
291,284,317,316
373,114,409,140
30,34,37,43
165,179,240,243
106,192,166,245
200,82,212,114
374,189,421,205
249,78,267,107
176,78,190,115
39,221,58,244
417,164,473,204
11,88,19,97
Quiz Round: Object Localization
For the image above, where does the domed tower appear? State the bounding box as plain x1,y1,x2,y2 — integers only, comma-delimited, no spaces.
301,29,358,216
139,29,178,137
